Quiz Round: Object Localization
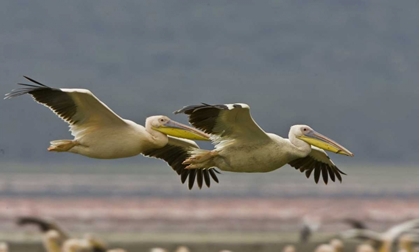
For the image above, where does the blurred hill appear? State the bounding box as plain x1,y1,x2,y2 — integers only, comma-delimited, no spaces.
0,1,418,165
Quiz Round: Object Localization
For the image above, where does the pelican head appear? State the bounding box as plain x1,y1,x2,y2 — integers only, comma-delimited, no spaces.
147,115,210,141
290,125,354,156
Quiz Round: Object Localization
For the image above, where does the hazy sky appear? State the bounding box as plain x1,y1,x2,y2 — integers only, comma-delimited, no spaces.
0,1,418,165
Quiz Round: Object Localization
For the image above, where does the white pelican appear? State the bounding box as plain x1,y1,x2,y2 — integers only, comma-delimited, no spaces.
314,244,335,252
61,236,94,252
282,245,296,252
174,246,190,252
340,219,419,252
16,216,69,240
5,76,218,189
174,103,354,184
42,230,62,252
398,234,417,252
356,244,376,252
0,243,8,252
300,216,321,243
17,216,69,252
17,216,127,252
329,239,344,252
149,248,168,252
62,234,125,252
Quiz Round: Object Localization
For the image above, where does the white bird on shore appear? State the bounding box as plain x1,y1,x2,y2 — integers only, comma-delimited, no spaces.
340,219,419,252
0,242,8,252
17,217,68,252
282,245,296,252
314,244,335,252
62,234,126,252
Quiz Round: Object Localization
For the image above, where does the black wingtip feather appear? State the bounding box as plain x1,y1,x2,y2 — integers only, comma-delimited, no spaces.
143,145,220,189
203,170,211,187
188,170,197,190
5,78,51,99
328,167,336,182
321,166,329,184
314,167,320,184
23,76,47,86
289,155,347,185
213,169,221,174
336,166,347,175
305,168,313,178
335,170,343,183
180,169,189,184
174,103,233,135
209,169,219,183
197,169,203,189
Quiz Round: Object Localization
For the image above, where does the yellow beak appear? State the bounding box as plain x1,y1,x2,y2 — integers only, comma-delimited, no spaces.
298,130,354,156
153,120,210,141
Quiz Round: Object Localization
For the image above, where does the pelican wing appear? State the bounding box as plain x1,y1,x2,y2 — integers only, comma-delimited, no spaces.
16,216,69,239
384,219,419,240
343,218,368,230
5,76,126,136
143,136,220,189
174,103,269,141
288,146,346,184
340,229,382,242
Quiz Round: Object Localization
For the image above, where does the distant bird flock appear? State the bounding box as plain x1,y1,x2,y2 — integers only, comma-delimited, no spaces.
3,216,417,252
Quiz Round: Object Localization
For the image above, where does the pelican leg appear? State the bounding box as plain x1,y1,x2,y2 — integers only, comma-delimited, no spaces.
183,150,219,169
48,140,79,152
185,163,204,169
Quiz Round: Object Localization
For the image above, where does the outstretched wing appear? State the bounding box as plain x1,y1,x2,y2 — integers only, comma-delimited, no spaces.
174,103,270,142
384,219,419,240
143,136,220,190
289,146,346,184
5,76,126,137
340,229,382,242
16,216,69,239
343,218,368,230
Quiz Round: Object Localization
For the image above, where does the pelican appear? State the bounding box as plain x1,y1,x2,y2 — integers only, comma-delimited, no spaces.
5,76,219,189
62,234,125,252
398,234,417,252
174,246,190,252
314,244,335,252
17,216,127,252
356,244,376,252
300,216,321,243
61,235,103,252
16,216,69,252
174,103,353,184
149,249,168,252
282,245,296,252
329,239,344,252
0,243,8,252
340,219,419,252
16,216,69,240
42,230,62,252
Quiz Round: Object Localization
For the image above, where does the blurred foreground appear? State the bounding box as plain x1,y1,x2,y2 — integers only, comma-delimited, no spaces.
0,163,417,251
